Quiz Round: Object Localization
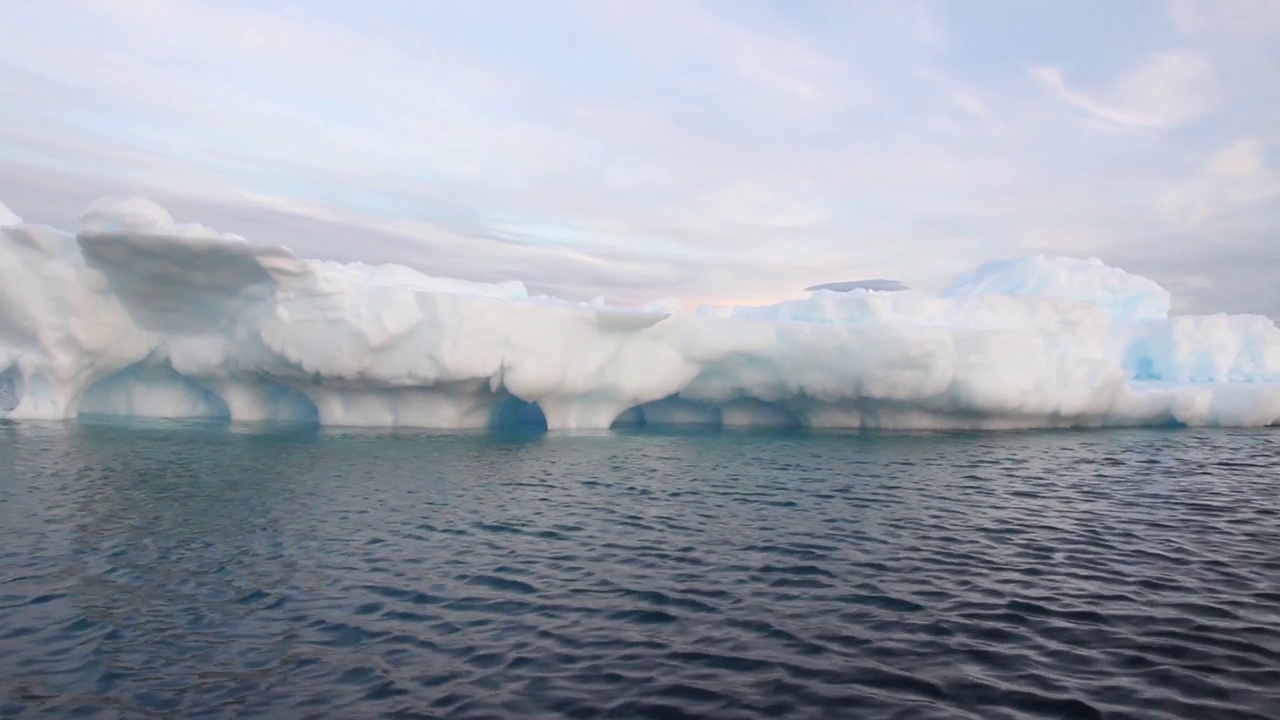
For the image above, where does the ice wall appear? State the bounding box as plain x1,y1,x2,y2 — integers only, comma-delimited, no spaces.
2,197,1278,431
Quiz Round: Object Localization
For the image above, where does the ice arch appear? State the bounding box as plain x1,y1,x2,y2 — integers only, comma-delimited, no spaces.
0,366,20,414
79,364,231,420
491,396,549,432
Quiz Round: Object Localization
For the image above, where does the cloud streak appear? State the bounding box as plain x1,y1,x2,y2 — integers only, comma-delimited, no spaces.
1033,52,1220,128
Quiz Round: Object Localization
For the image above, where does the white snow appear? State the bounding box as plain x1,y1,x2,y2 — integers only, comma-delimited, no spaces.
1,197,1278,430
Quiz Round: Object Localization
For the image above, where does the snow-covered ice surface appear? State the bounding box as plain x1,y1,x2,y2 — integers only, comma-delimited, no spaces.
2,197,1278,431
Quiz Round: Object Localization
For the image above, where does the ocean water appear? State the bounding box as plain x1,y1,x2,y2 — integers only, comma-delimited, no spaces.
1,421,1278,720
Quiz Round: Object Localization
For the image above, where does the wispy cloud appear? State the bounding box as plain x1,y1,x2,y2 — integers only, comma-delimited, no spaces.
1033,52,1220,128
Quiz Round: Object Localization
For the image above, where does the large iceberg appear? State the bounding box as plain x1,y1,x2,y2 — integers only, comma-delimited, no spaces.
1,198,1278,431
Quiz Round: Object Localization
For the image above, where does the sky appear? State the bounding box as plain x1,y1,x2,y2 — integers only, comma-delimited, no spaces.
1,0,1277,315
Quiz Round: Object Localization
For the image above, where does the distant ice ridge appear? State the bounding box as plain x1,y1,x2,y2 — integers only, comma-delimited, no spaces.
2,197,1278,430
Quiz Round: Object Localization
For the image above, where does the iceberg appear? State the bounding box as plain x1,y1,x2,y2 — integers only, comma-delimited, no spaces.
804,279,909,293
1,197,1278,431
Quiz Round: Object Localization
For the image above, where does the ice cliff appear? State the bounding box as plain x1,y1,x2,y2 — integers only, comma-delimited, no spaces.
2,198,1278,431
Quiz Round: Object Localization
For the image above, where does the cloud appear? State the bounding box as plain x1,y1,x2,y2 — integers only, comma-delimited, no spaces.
0,0,1278,318
0,202,21,227
916,69,1004,133
1159,138,1280,225
1168,0,1280,36
1033,52,1220,128
569,0,859,112
910,0,949,51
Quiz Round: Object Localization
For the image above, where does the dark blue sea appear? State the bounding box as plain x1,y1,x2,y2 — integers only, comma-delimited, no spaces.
2,421,1278,719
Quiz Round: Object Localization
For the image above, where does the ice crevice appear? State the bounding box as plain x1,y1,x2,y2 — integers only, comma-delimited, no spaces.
1,197,1278,431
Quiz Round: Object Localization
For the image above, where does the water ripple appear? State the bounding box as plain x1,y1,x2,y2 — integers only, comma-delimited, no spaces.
1,424,1278,718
